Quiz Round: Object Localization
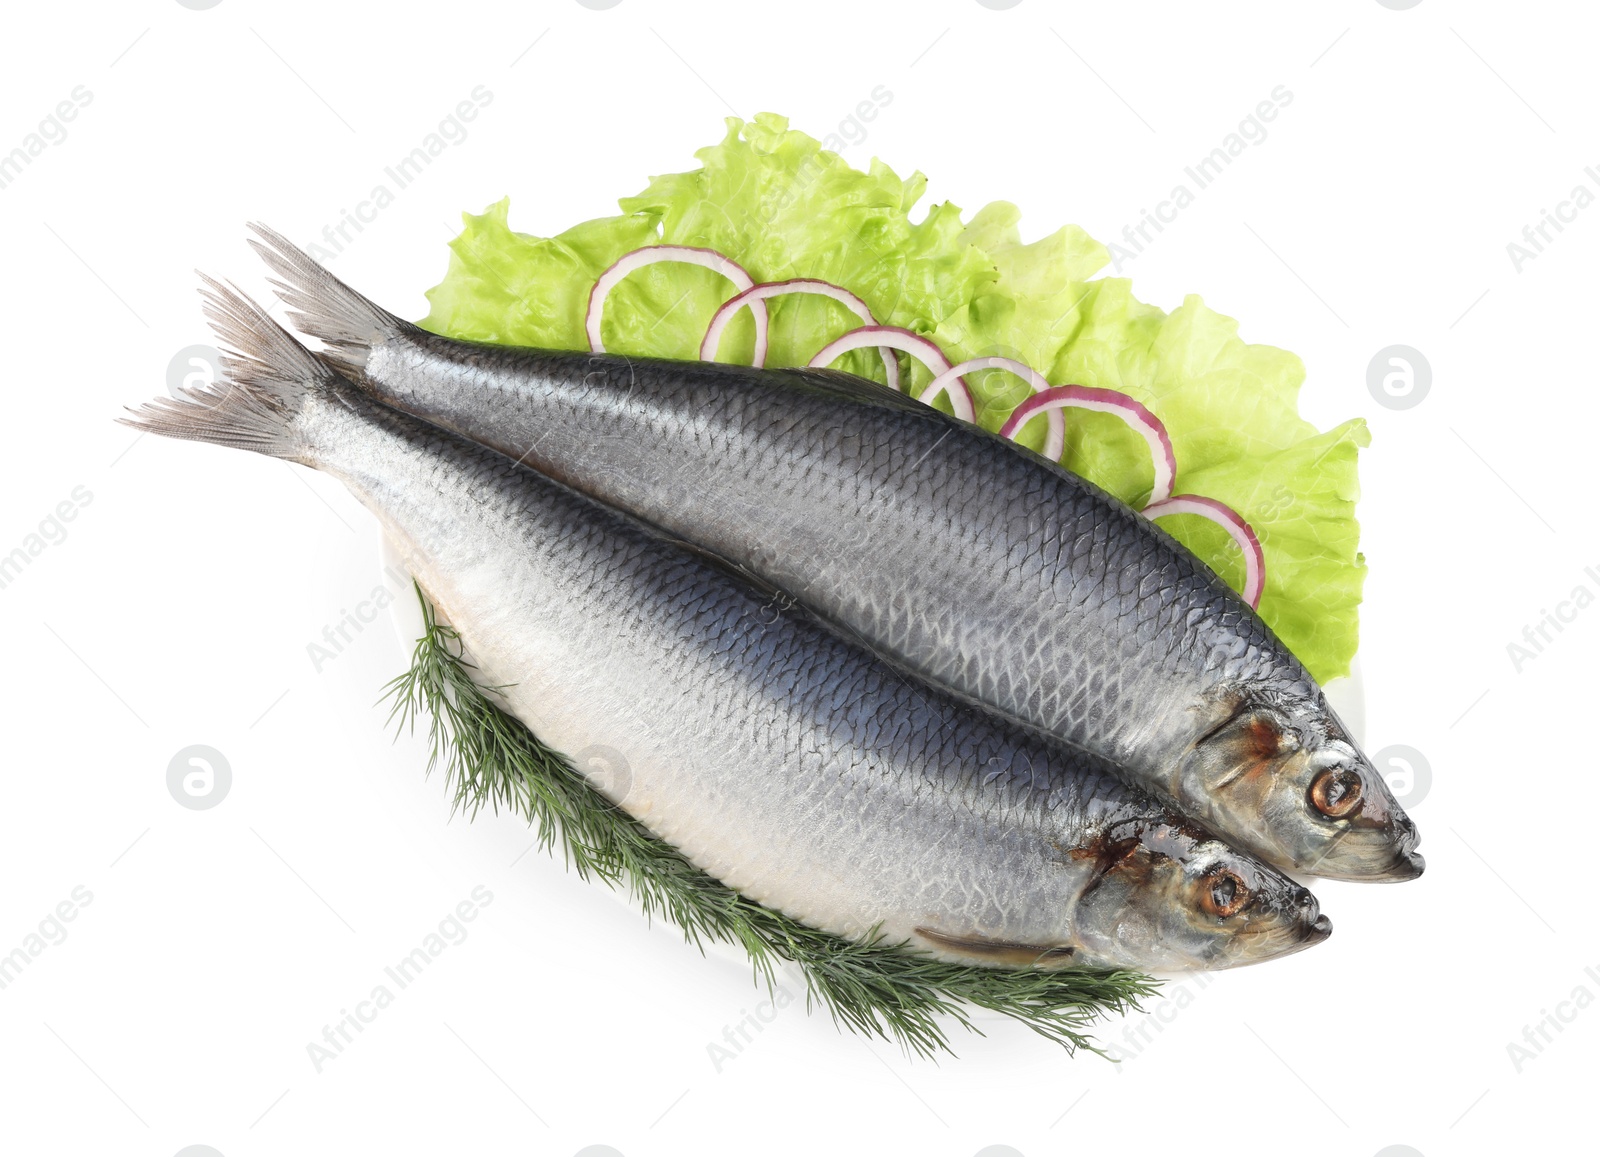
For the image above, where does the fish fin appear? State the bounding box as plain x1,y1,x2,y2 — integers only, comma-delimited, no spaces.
118,277,341,461
645,522,971,703
913,926,1077,968
1185,695,1296,792
246,222,409,378
778,366,942,416
662,532,935,669
665,535,794,607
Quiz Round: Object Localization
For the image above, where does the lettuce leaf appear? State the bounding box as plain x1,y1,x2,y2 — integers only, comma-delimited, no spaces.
420,112,1366,683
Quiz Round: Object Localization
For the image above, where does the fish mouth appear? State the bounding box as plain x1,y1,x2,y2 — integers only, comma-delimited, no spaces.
1289,803,1426,882
1378,848,1425,882
1210,914,1332,970
1262,910,1332,961
1384,815,1427,880
1307,848,1425,883
1210,887,1331,969
1311,815,1425,882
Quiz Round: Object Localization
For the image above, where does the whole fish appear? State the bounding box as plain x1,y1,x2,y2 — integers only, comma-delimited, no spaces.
122,281,1329,972
249,226,1422,882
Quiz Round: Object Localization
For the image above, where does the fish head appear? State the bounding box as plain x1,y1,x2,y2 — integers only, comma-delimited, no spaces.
1174,689,1424,882
1072,818,1331,971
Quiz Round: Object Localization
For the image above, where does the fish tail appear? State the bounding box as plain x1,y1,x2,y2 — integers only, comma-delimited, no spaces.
118,276,341,461
246,222,403,378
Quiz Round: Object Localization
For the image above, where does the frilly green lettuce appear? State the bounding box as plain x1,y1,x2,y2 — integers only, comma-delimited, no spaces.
420,113,1366,683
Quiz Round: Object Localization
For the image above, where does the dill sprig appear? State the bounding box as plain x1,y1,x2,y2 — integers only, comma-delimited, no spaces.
383,586,1160,1058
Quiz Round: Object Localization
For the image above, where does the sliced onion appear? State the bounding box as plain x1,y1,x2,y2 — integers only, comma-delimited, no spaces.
701,279,900,391
807,326,975,422
1142,495,1265,609
586,246,769,357
998,385,1177,504
925,357,1064,460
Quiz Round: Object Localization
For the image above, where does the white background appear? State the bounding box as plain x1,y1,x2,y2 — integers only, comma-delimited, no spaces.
0,2,1593,1155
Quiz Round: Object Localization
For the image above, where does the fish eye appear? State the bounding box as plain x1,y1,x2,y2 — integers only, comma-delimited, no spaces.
1310,767,1364,818
1200,868,1249,918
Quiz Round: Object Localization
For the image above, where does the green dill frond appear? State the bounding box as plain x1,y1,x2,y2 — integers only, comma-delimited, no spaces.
383,585,1160,1058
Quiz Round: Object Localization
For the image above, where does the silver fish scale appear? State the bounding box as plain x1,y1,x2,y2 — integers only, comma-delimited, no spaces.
323,389,1156,951
375,342,1315,773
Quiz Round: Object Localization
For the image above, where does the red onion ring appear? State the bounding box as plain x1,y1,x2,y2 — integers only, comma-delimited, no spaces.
586,246,769,356
925,357,1063,460
998,385,1177,504
807,326,975,422
701,279,899,392
1141,495,1265,608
